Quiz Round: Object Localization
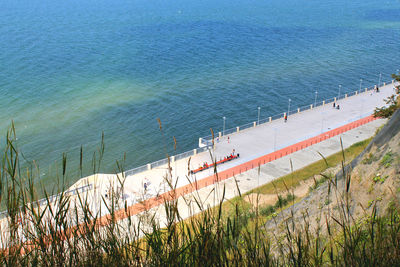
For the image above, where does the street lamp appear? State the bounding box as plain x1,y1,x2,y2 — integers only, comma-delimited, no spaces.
314,90,318,107
287,98,291,116
359,79,363,93
378,73,382,87
257,107,261,125
338,84,342,100
223,116,226,136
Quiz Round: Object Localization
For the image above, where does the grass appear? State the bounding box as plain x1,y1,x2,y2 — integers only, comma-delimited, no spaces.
1,124,400,266
259,193,295,217
213,138,371,224
380,151,395,168
250,138,371,195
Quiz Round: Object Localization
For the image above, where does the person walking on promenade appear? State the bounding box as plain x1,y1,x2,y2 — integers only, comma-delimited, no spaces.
284,114,287,122
333,102,336,108
228,136,230,143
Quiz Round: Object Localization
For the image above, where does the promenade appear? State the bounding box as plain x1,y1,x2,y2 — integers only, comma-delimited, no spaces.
69,80,396,220
0,80,396,244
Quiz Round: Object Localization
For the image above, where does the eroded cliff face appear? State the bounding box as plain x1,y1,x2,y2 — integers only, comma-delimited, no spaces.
265,109,400,239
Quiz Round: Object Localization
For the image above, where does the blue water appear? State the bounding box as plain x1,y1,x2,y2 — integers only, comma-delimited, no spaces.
1,0,400,186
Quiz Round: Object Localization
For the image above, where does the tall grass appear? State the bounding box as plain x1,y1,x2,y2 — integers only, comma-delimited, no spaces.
0,126,399,266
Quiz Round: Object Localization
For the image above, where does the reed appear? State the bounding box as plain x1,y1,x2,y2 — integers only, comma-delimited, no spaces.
0,125,399,266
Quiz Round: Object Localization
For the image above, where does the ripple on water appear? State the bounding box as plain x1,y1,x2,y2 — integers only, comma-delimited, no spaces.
0,0,399,187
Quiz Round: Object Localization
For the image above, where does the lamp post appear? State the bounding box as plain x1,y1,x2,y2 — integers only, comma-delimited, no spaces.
338,84,342,100
257,107,261,125
314,90,318,107
287,98,291,116
223,116,226,136
359,79,363,93
378,73,382,87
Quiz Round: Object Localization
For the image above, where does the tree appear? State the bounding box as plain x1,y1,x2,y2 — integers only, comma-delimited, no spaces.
373,72,400,118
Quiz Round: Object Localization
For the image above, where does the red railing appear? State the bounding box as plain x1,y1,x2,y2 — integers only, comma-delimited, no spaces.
89,115,378,224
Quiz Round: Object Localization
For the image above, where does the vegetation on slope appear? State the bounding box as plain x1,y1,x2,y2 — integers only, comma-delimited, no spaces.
373,72,400,118
1,106,400,266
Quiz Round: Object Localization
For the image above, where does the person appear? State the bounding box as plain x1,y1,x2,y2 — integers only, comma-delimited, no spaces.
336,104,340,110
284,114,287,122
232,149,235,156
227,136,230,143
333,102,336,108
376,86,380,93
144,182,147,191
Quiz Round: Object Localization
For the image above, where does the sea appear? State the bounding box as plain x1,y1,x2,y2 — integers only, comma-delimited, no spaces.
1,0,400,188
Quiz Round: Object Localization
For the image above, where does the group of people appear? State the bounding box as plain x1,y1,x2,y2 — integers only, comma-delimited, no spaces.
201,162,210,168
192,149,240,174
333,102,340,110
223,149,239,161
216,136,230,143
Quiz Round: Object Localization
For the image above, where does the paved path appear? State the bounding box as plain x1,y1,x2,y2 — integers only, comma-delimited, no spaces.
63,80,396,222
147,118,386,225
2,81,395,244
115,81,395,205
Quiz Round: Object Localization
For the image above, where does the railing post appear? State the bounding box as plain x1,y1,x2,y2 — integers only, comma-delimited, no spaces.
297,108,300,113
334,97,336,102
355,91,358,95
171,156,175,163
147,163,152,170
345,93,348,98
310,104,313,109
384,82,386,86
253,121,257,127
323,100,325,105
219,132,222,138
193,149,197,155
365,87,368,92
236,126,240,132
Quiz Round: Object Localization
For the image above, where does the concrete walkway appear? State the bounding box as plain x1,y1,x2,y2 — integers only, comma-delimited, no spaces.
58,80,395,223
114,81,395,206
1,81,395,243
147,118,386,225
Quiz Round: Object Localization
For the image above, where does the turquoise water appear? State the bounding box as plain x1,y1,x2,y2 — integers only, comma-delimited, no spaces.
1,0,400,186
